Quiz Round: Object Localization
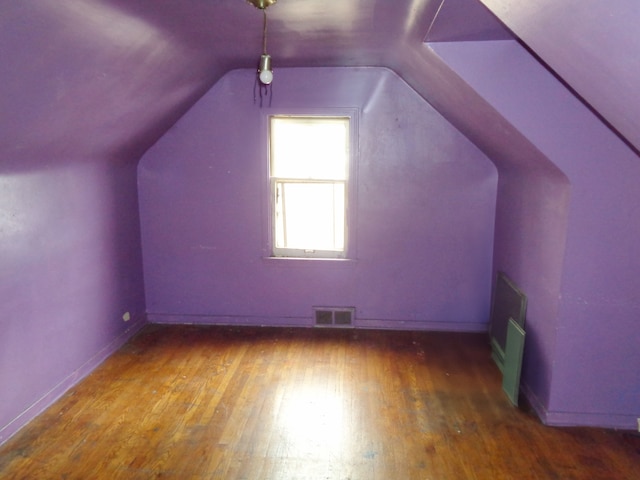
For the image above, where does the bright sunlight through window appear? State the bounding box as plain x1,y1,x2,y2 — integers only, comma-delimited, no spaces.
270,116,350,258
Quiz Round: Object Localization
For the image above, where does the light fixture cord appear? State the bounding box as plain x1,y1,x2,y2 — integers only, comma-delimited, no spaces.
262,9,268,55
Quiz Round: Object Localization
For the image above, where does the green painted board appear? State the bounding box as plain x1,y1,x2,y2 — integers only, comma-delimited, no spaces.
502,317,526,406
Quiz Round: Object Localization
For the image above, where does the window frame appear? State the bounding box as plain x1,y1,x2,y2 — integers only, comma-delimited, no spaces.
266,112,358,260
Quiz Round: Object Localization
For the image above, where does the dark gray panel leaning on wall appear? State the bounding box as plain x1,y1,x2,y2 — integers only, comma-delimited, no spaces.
489,272,527,371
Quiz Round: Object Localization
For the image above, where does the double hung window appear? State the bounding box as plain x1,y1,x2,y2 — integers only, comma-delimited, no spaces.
269,116,350,258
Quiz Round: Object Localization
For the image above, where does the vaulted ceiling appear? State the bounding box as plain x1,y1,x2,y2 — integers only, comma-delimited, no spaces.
1,0,638,168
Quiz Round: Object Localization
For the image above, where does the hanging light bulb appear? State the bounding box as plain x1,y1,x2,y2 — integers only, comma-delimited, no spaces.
247,0,276,86
259,54,273,85
257,8,273,85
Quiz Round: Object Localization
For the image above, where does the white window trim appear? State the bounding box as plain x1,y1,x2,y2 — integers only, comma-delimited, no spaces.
263,109,359,261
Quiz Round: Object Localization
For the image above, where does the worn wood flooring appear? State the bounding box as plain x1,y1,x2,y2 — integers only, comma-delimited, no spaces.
0,324,638,479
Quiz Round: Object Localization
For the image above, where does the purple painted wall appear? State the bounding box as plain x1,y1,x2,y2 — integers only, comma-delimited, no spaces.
139,67,498,331
0,1,171,445
489,160,570,412
430,39,640,429
0,160,146,444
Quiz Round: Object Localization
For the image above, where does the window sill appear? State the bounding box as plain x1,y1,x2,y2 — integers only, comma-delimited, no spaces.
261,256,357,267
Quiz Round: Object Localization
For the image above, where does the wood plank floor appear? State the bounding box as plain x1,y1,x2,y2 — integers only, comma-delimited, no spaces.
0,324,638,479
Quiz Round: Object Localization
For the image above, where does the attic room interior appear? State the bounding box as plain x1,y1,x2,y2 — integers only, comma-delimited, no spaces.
1,0,639,477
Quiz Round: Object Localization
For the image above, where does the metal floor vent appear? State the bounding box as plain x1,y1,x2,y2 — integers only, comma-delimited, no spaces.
313,307,355,327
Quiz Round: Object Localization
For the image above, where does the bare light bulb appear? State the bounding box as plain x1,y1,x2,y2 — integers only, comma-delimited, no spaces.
258,54,273,85
259,68,273,85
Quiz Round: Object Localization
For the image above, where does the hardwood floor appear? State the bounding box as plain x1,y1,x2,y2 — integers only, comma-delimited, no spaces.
0,324,638,479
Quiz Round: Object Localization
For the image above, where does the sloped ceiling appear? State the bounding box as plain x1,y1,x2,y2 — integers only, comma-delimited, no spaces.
425,0,511,42
1,0,638,167
480,0,640,154
0,0,500,169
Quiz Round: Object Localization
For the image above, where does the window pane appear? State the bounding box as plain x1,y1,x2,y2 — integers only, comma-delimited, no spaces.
275,182,345,252
271,117,348,180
